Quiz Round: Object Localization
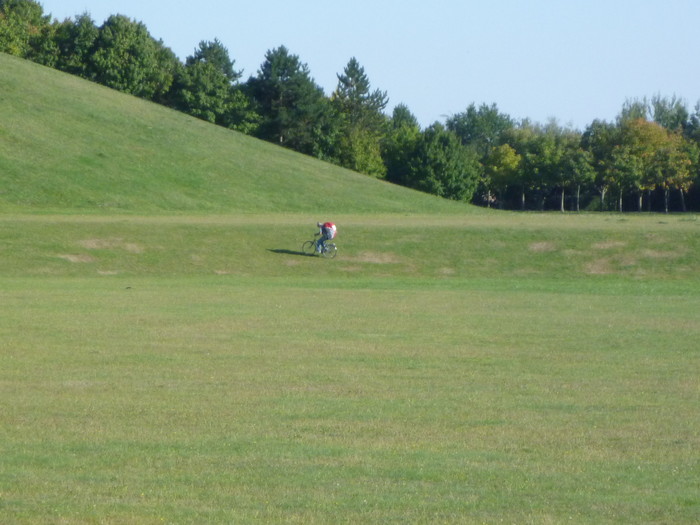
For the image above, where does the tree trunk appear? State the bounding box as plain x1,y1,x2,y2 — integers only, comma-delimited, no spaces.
664,188,670,214
521,189,526,211
600,188,607,211
618,189,623,212
638,192,643,212
560,188,565,213
576,185,581,213
680,188,687,213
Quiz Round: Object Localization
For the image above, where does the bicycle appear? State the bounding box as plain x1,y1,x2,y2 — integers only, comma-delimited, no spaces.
302,236,338,258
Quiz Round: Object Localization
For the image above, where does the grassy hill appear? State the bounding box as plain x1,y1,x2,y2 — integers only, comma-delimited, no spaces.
0,52,466,215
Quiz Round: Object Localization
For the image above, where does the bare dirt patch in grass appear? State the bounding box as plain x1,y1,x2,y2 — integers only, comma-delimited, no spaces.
79,238,143,253
584,258,614,275
593,240,627,250
640,249,685,259
57,254,95,263
529,241,556,253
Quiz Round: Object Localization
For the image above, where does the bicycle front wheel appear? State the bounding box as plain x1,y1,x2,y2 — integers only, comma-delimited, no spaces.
322,243,337,258
302,240,317,256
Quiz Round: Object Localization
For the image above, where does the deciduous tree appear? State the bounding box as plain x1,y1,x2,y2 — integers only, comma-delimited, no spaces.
89,15,179,101
651,94,689,132
621,118,672,210
0,0,51,58
606,145,644,211
562,146,595,212
484,143,520,208
407,123,481,201
53,13,98,76
383,104,421,187
447,103,514,158
582,119,621,210
168,40,241,125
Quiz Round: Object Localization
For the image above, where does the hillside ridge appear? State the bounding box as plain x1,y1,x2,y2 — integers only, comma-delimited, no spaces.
0,53,468,215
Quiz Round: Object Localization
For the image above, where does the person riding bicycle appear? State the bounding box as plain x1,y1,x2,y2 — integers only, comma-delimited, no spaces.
315,221,337,253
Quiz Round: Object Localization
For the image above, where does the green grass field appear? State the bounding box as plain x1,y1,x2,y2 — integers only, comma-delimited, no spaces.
1,54,699,523
1,213,698,523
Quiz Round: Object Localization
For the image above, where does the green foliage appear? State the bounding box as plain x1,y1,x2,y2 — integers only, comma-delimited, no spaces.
336,125,386,176
168,59,229,123
407,123,481,201
53,12,98,76
447,102,514,157
562,146,595,211
485,143,520,205
333,57,388,117
160,39,260,132
332,57,388,177
520,122,564,209
188,38,241,83
606,145,644,211
0,0,50,56
651,94,689,132
619,97,650,123
448,104,515,206
686,103,700,144
221,87,261,134
88,14,179,100
247,46,332,156
167,40,248,127
501,124,541,208
383,104,421,186
582,119,621,208
616,118,689,210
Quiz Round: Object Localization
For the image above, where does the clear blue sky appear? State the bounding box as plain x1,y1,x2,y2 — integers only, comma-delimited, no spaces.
39,0,700,130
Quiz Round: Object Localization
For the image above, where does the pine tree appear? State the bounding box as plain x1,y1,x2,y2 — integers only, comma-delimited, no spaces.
332,58,388,177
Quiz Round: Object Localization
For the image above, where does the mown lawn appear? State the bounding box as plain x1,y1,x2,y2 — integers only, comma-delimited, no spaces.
1,213,699,523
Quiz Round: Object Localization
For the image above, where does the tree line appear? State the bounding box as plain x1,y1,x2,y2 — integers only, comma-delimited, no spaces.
3,0,700,212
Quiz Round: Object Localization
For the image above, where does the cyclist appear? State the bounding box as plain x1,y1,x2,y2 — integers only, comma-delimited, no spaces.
315,221,337,253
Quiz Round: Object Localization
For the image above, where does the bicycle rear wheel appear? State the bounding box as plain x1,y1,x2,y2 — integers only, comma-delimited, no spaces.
302,240,317,256
322,243,337,258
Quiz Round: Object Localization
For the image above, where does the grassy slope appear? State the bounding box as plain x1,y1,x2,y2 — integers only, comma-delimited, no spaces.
0,52,465,214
